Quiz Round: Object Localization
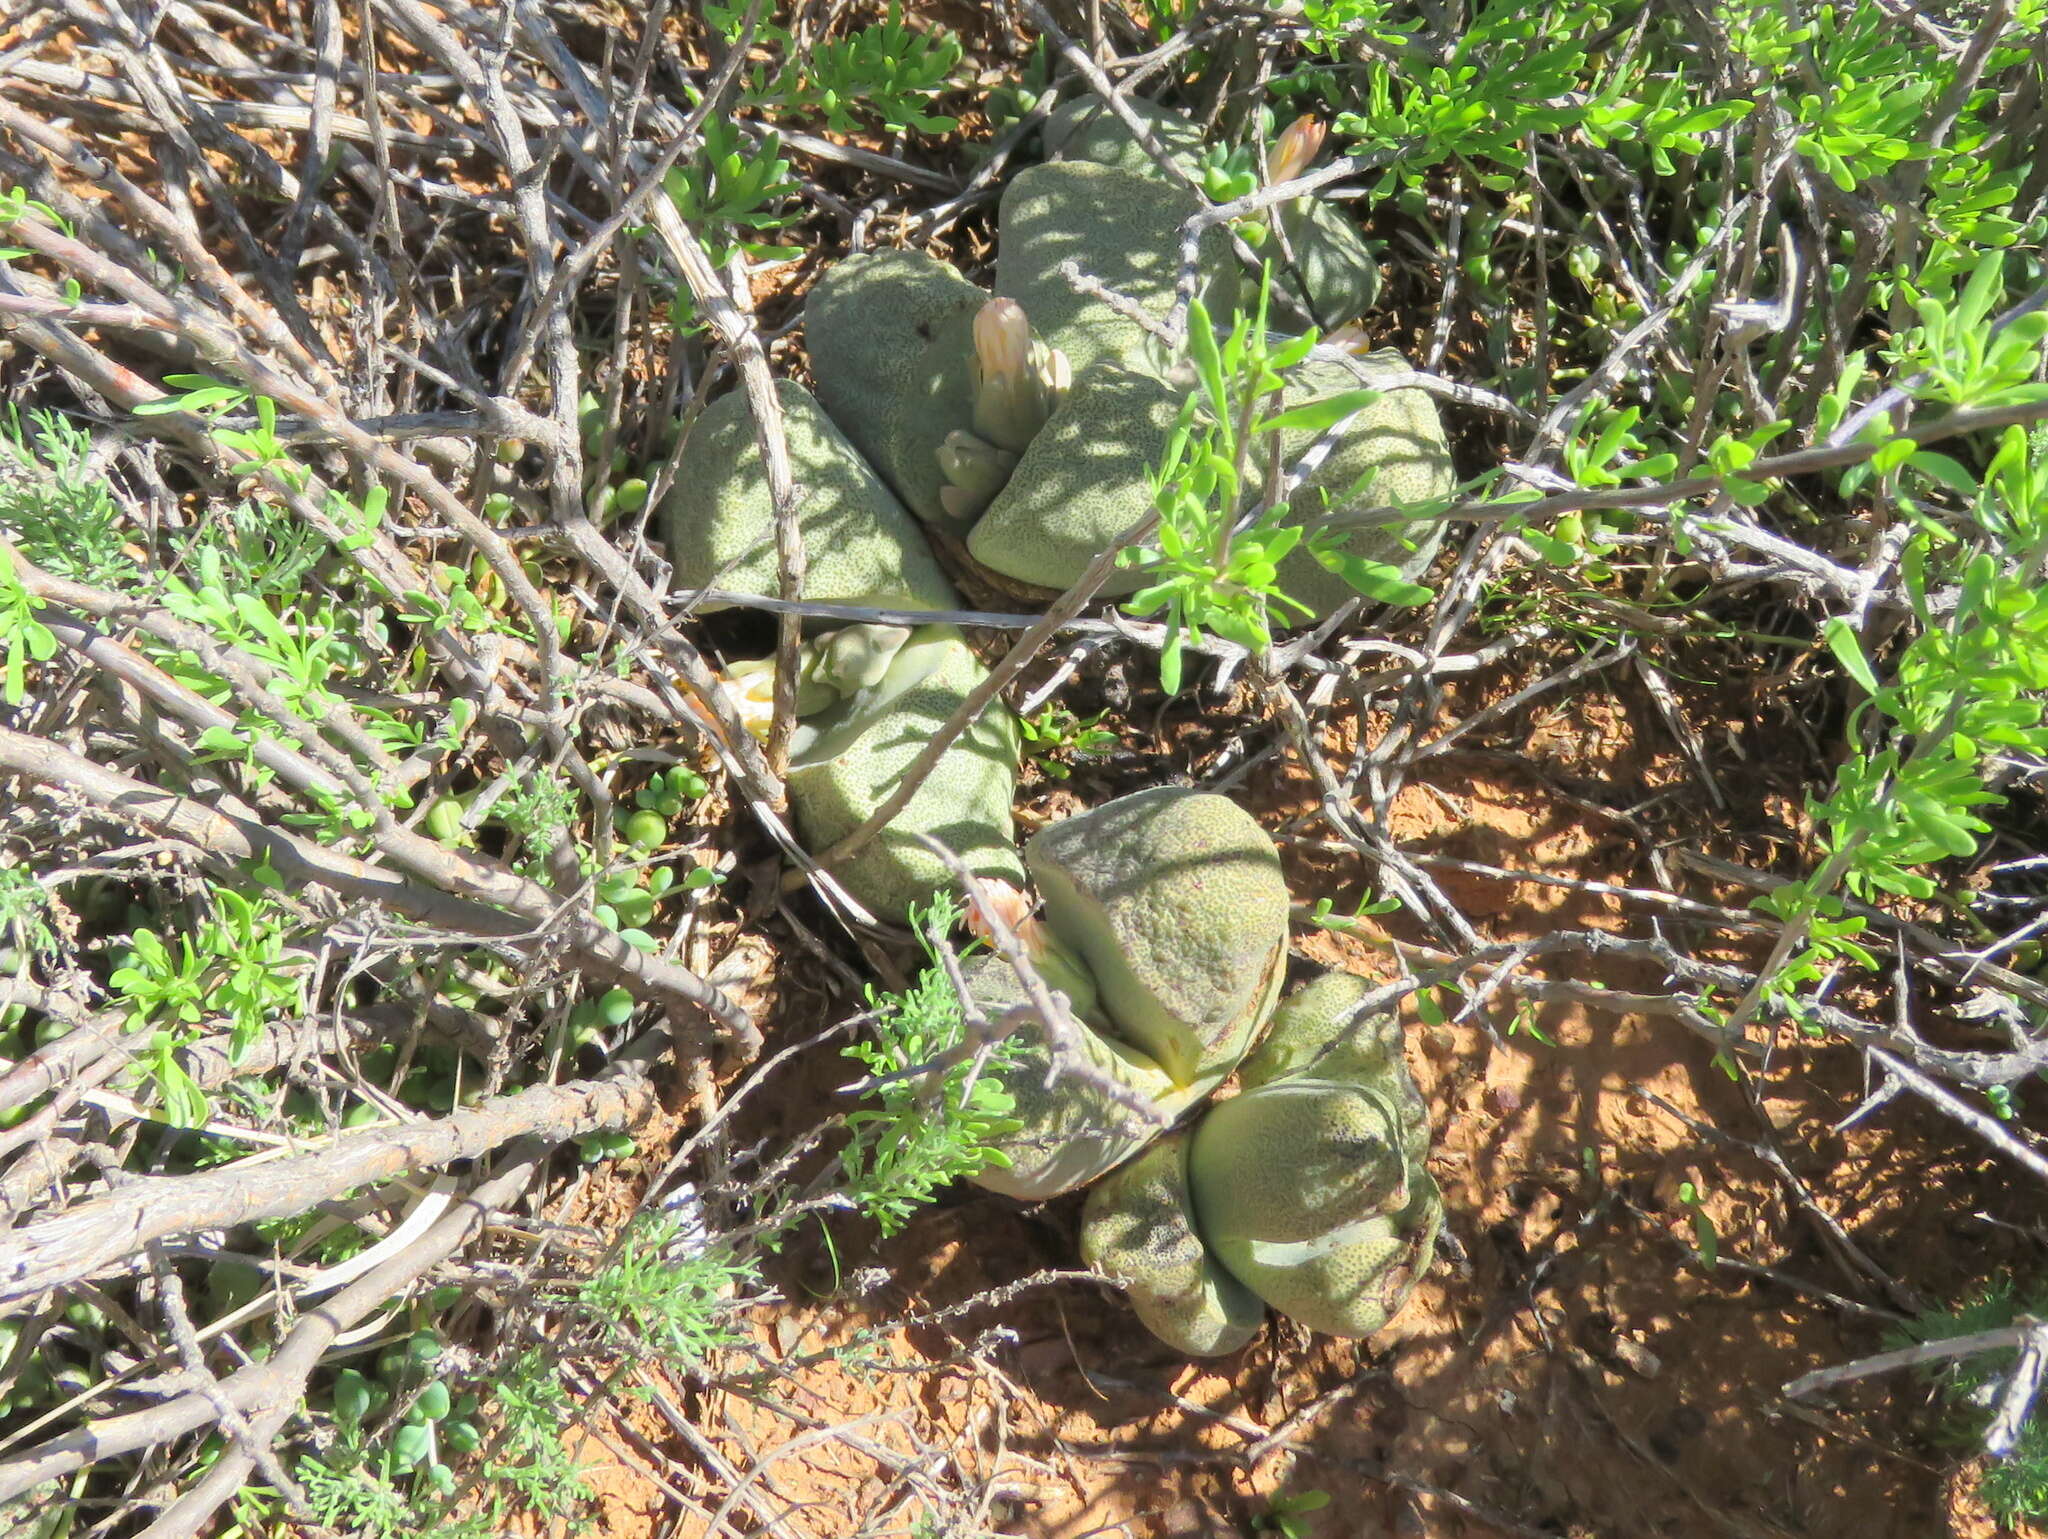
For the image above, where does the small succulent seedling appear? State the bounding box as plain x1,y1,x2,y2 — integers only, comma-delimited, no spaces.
637,765,709,817
1257,1488,1333,1538
1017,703,1117,778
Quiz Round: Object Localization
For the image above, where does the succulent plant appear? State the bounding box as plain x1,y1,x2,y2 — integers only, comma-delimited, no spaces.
955,950,1203,1201
798,101,1450,606
1069,1124,1268,1355
662,378,957,613
751,623,1024,920
1036,99,1381,333
993,157,1240,381
804,249,985,530
657,96,1452,923
1038,94,1211,179
949,791,1439,1353
963,360,1180,596
966,787,1290,1200
1081,967,1442,1354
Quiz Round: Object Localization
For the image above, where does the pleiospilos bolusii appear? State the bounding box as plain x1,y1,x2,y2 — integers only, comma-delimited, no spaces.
802,98,1453,601
1081,967,1442,1355
957,789,1438,1354
964,787,1290,1200
658,98,1451,919
715,623,1023,920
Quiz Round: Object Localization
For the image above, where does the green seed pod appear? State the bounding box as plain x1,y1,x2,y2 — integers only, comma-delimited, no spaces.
1272,198,1383,329
803,623,913,703
934,431,1019,522
208,1260,266,1317
423,797,464,844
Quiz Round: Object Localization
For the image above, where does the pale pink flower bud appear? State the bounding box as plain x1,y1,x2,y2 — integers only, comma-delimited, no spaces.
965,879,1048,953
1268,114,1327,185
967,299,1068,456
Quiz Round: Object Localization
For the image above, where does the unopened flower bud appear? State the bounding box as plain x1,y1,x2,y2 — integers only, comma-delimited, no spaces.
1268,114,1327,186
974,298,1033,382
964,879,1100,1020
968,298,1070,455
966,879,1039,948
936,430,1018,512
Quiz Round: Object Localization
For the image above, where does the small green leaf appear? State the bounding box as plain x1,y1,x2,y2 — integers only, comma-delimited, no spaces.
1822,618,1882,695
390,1421,432,1471
1256,389,1383,436
1186,298,1228,423
1522,527,1580,566
1318,551,1432,606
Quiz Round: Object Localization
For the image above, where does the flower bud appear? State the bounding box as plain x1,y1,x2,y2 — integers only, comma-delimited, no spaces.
968,298,1070,455
964,881,1100,1019
966,879,1039,948
973,298,1033,383
1268,114,1327,186
936,430,1018,512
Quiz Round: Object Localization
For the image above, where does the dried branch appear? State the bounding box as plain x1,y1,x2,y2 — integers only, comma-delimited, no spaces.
0,1050,653,1307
